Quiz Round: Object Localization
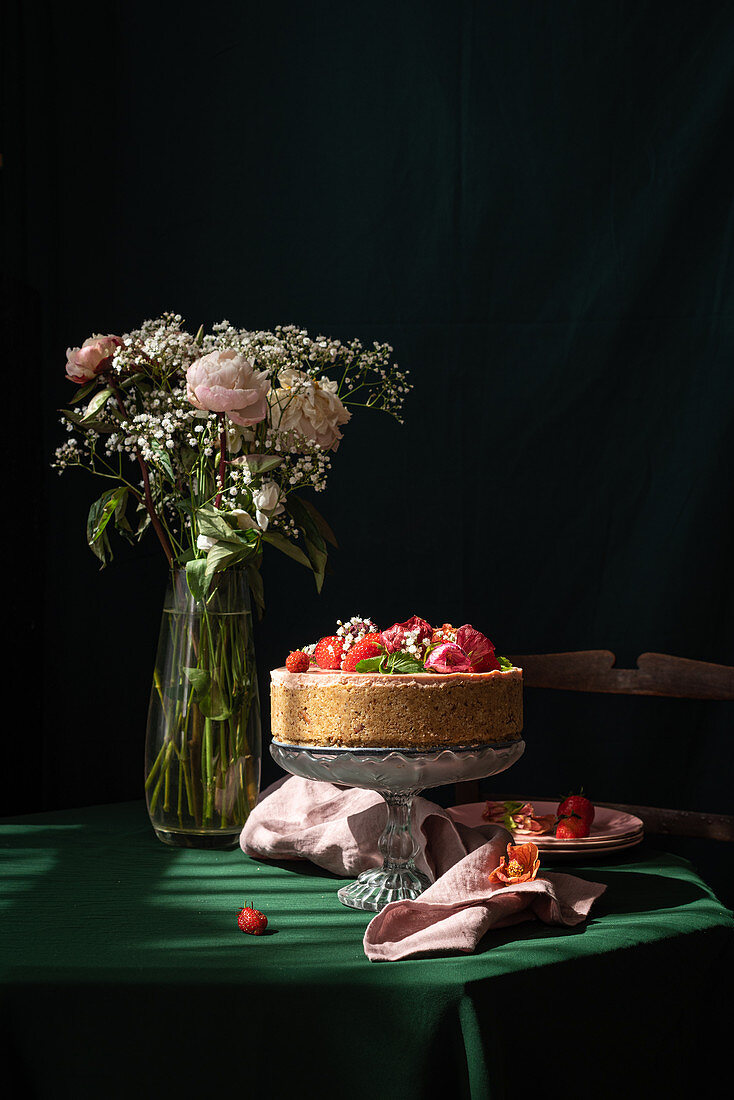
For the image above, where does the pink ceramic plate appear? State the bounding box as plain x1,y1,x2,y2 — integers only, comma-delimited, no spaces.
447,801,644,845
530,835,644,859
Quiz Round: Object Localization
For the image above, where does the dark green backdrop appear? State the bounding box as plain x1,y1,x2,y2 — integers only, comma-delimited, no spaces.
3,2,733,892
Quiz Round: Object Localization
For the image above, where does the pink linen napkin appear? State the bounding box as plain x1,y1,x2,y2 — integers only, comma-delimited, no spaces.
363,837,607,961
240,775,504,881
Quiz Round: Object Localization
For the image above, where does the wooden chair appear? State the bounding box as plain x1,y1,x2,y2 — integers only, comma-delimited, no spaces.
455,651,734,841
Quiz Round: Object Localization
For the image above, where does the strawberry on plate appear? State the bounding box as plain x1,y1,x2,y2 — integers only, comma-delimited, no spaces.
555,816,591,840
557,792,595,826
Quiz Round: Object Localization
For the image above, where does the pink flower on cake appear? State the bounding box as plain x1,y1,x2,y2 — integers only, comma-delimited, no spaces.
186,349,270,427
423,642,473,673
65,335,122,383
455,625,501,672
380,615,433,655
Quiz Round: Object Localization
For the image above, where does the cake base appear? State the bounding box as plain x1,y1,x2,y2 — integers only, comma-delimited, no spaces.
270,666,523,750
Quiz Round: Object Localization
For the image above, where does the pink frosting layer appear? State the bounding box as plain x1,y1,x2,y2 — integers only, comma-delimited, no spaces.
270,666,521,688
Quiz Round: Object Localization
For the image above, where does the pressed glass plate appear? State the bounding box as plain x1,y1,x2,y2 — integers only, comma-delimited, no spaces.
270,739,525,912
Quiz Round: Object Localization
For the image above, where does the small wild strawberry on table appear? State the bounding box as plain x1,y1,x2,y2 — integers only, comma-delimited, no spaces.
54,315,411,848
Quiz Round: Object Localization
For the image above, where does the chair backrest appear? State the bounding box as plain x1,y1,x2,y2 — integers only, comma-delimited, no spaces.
508,650,734,700
455,651,734,841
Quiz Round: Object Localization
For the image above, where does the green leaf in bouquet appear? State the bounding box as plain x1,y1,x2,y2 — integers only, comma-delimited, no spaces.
183,666,210,695
302,532,327,592
240,454,284,475
60,408,118,433
113,489,135,543
81,387,114,421
179,445,200,474
150,441,175,481
246,564,265,618
87,487,127,564
182,666,239,720
261,529,312,569
185,558,212,602
285,496,330,590
203,540,256,582
68,379,100,405
120,372,148,391
196,507,240,543
299,498,339,548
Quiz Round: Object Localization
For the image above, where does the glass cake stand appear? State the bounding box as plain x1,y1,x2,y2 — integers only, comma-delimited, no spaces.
270,738,525,912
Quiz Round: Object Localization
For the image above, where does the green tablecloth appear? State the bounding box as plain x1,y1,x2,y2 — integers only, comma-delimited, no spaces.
1,801,732,1100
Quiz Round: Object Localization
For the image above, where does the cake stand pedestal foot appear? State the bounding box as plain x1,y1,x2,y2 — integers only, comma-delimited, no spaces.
337,789,431,912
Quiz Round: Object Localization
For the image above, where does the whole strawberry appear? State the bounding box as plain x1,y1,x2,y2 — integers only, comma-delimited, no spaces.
341,633,384,672
285,650,311,673
557,792,595,826
555,816,591,840
237,903,268,935
313,636,345,670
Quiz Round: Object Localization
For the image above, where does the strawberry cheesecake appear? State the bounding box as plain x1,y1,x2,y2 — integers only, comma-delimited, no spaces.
271,615,523,750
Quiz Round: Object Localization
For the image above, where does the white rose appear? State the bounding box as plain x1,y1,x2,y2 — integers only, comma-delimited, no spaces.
269,368,350,451
229,509,258,532
252,481,285,530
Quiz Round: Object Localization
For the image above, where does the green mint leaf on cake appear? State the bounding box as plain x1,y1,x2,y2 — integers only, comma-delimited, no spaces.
354,653,426,674
354,656,384,673
386,653,428,674
498,656,514,671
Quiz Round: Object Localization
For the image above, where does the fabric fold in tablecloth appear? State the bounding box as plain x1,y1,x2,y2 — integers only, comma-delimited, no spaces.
240,775,505,881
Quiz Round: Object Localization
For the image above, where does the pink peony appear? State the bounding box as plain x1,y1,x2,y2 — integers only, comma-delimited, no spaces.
186,349,271,427
65,335,122,383
424,642,473,673
455,625,500,672
380,615,433,654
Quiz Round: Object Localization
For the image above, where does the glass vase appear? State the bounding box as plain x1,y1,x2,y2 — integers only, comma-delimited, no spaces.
145,568,261,849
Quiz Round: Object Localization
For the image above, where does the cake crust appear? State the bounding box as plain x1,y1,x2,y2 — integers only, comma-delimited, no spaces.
270,666,523,749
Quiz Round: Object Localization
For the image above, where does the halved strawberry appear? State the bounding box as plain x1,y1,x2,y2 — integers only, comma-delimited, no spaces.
341,633,384,672
313,636,345,670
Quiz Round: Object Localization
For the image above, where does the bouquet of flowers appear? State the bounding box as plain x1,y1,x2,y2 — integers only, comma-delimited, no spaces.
54,313,410,845
55,312,410,605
